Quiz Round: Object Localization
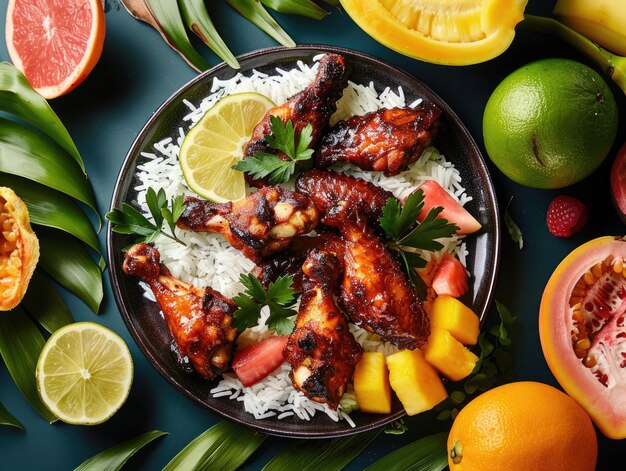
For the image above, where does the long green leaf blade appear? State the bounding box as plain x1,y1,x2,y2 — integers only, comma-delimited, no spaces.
163,421,266,471
0,173,102,258
22,271,74,334
263,429,380,471
74,430,167,471
261,0,328,19
0,62,84,172
226,0,296,47
0,401,23,429
0,307,57,423
364,432,448,471
0,118,98,215
145,0,212,72
37,228,103,314
178,0,240,69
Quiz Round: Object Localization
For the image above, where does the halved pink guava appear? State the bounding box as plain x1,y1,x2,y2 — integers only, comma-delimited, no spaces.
539,236,626,439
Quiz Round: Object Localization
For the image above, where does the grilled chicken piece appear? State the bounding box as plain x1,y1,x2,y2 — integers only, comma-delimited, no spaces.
252,232,344,291
177,186,319,263
284,249,363,409
296,169,395,230
244,54,349,186
338,224,430,350
316,105,442,176
123,243,237,380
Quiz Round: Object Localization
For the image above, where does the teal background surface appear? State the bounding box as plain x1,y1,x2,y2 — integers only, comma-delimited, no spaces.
1,0,624,468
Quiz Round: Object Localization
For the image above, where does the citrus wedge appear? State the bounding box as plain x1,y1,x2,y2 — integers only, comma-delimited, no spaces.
179,92,275,202
340,0,528,65
6,0,106,99
36,322,133,425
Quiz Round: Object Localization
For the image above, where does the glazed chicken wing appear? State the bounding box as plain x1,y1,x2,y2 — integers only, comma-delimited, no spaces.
295,169,394,230
338,224,429,350
316,105,442,176
252,232,344,291
123,243,237,380
284,249,363,409
244,54,349,186
177,186,319,263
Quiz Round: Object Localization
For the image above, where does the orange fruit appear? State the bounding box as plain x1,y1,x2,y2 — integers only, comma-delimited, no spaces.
5,0,106,99
447,381,597,471
483,58,618,189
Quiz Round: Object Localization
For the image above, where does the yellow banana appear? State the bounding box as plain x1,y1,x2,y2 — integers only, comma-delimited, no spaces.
554,0,626,55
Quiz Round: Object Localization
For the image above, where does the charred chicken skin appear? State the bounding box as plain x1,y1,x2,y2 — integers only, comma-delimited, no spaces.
123,243,237,380
252,232,344,291
284,249,363,409
243,54,349,186
316,105,442,176
176,186,319,263
295,169,394,230
338,224,430,350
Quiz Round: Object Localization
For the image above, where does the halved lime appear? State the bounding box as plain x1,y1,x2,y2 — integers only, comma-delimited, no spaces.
36,322,133,425
179,92,275,202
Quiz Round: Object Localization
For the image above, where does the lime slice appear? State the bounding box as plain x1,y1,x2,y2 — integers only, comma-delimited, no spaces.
36,322,133,425
179,92,275,202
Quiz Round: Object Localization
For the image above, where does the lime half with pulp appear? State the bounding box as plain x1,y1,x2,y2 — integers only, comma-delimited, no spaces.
36,322,133,425
179,92,275,202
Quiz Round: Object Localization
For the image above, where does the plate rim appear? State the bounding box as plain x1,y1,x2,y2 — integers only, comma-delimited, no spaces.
107,44,502,439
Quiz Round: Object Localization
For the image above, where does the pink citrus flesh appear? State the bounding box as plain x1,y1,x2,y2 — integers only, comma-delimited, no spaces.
5,0,106,99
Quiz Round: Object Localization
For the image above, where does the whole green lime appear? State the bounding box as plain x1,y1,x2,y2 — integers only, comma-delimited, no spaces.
483,58,618,189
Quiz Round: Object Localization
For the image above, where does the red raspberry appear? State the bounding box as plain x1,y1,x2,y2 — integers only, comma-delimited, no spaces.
546,196,588,237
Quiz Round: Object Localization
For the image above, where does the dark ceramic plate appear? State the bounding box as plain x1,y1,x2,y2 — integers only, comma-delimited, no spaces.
107,45,501,438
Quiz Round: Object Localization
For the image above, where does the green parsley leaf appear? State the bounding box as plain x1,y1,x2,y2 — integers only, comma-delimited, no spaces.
106,187,187,247
232,274,297,334
380,190,457,285
232,117,314,183
232,294,263,331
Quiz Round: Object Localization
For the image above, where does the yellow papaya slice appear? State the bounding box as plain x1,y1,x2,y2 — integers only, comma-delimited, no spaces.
0,187,39,311
540,236,626,439
340,0,528,65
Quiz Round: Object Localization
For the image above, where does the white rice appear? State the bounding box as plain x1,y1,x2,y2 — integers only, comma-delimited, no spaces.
132,56,472,425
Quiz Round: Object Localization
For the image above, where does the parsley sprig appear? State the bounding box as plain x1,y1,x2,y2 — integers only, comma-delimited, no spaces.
232,116,314,184
106,187,187,246
380,189,458,284
232,274,298,335
436,300,517,420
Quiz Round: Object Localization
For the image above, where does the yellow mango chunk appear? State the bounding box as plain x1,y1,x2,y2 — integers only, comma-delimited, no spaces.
353,352,392,414
423,328,479,381
386,349,447,416
430,295,480,345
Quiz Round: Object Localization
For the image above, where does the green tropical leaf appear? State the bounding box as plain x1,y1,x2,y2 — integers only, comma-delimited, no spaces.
364,432,448,471
0,118,98,216
0,401,23,429
261,0,328,19
22,271,74,334
0,173,102,263
263,429,380,470
178,0,240,69
37,228,103,314
74,430,168,471
163,421,266,471
145,0,212,71
226,0,296,47
0,307,57,423
0,62,84,172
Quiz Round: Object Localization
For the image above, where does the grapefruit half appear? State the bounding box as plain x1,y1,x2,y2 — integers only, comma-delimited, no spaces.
5,0,106,99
